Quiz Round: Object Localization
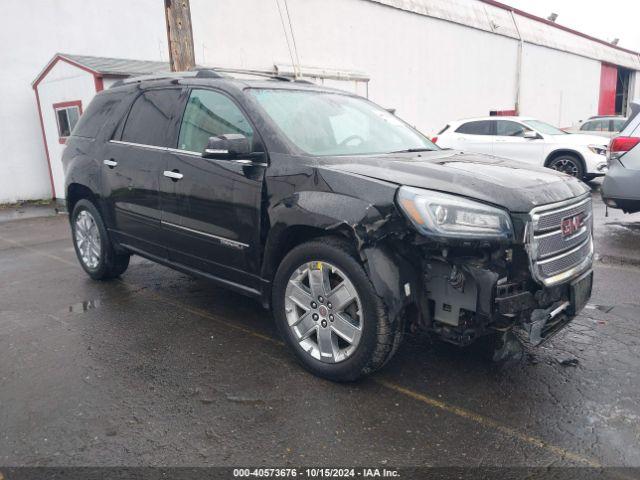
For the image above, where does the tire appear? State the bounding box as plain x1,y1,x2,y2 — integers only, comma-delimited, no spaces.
547,154,585,180
272,237,401,382
71,199,130,280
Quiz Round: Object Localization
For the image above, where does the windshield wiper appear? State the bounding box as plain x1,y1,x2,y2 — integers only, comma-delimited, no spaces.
387,148,435,154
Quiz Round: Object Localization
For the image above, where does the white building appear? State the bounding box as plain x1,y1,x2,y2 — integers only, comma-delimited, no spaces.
2,0,640,203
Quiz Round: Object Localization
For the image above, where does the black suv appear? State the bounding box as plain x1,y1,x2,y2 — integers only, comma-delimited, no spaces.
64,70,594,381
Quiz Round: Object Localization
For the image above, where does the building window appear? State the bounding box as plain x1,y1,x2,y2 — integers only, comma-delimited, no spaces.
53,101,82,143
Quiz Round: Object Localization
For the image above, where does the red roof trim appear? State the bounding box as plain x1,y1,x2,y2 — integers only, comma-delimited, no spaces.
479,0,640,57
32,54,100,89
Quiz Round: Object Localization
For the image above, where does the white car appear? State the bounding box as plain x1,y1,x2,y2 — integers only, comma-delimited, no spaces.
433,116,609,180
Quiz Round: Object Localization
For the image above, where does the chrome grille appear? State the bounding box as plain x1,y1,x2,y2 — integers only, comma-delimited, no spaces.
536,201,592,232
528,196,593,286
538,240,592,277
536,214,592,259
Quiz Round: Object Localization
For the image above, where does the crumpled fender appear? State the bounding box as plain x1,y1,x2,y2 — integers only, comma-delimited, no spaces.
361,245,420,324
262,188,416,318
263,189,400,276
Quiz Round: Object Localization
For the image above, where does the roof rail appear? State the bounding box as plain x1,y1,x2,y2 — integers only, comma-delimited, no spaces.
111,69,223,88
211,68,292,82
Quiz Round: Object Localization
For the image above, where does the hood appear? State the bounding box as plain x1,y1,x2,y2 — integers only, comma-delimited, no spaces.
556,133,610,146
320,150,589,213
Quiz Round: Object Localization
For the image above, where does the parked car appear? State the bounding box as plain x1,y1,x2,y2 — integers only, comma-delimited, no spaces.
564,115,627,138
602,101,640,213
434,116,609,181
64,71,593,381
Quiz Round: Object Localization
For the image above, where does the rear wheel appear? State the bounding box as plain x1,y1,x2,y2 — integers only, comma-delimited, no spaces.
547,154,585,180
71,199,129,280
272,238,401,381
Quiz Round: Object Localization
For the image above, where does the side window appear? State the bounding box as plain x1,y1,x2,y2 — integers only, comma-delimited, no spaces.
121,89,182,147
455,120,494,135
74,91,127,139
178,89,253,153
582,120,606,131
496,120,531,137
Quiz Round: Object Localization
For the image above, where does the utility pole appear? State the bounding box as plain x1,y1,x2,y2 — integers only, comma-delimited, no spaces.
164,0,196,71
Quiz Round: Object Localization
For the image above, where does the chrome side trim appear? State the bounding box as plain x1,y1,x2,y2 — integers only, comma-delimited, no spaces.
161,220,249,249
110,141,267,165
109,139,168,152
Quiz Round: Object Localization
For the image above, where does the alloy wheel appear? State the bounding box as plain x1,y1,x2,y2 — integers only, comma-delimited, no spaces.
550,158,580,177
74,210,102,269
284,261,363,363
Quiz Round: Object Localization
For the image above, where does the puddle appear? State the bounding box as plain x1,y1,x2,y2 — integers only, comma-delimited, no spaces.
585,303,615,313
585,303,640,320
68,299,101,313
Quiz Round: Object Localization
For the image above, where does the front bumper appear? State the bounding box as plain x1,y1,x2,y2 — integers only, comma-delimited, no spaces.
517,269,593,346
584,150,608,175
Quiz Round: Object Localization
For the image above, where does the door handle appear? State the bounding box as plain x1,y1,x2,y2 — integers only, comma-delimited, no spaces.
103,159,118,168
163,170,184,181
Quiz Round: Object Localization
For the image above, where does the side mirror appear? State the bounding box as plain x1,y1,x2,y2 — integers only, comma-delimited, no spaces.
524,130,541,140
202,134,251,159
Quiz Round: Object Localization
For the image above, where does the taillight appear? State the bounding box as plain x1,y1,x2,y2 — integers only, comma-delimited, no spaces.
610,136,640,154
431,136,438,144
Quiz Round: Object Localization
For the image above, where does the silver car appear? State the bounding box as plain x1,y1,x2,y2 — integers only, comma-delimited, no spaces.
601,101,640,213
567,115,627,139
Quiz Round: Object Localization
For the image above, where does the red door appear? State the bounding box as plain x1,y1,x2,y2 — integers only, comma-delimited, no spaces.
598,63,617,115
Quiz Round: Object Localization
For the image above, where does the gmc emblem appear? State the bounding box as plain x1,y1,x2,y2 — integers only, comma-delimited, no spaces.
561,213,585,237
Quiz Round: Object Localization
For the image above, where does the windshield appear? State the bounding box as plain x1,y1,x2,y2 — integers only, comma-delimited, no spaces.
250,89,437,156
522,119,567,135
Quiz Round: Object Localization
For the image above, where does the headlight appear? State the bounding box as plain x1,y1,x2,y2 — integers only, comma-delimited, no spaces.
588,144,607,155
397,186,513,240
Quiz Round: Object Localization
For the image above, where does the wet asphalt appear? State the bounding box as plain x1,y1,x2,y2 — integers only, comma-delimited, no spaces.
1,185,639,468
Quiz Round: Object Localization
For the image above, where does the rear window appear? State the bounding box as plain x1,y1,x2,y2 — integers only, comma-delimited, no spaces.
72,91,126,139
455,120,494,135
120,89,182,147
612,119,626,132
437,125,450,135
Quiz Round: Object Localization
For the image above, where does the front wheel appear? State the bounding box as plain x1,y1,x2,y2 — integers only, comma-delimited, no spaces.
71,199,130,280
272,238,401,381
547,155,585,180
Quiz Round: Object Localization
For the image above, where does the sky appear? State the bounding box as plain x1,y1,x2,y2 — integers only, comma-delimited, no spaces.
502,0,640,51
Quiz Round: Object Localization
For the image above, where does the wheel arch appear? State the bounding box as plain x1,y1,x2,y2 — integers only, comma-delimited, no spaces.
66,183,99,215
261,223,359,284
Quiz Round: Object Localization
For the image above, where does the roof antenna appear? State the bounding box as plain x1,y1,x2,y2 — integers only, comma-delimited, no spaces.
547,12,558,22
284,0,302,78
275,0,300,79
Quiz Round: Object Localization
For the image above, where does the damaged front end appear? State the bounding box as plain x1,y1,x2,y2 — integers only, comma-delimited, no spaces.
366,189,594,354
